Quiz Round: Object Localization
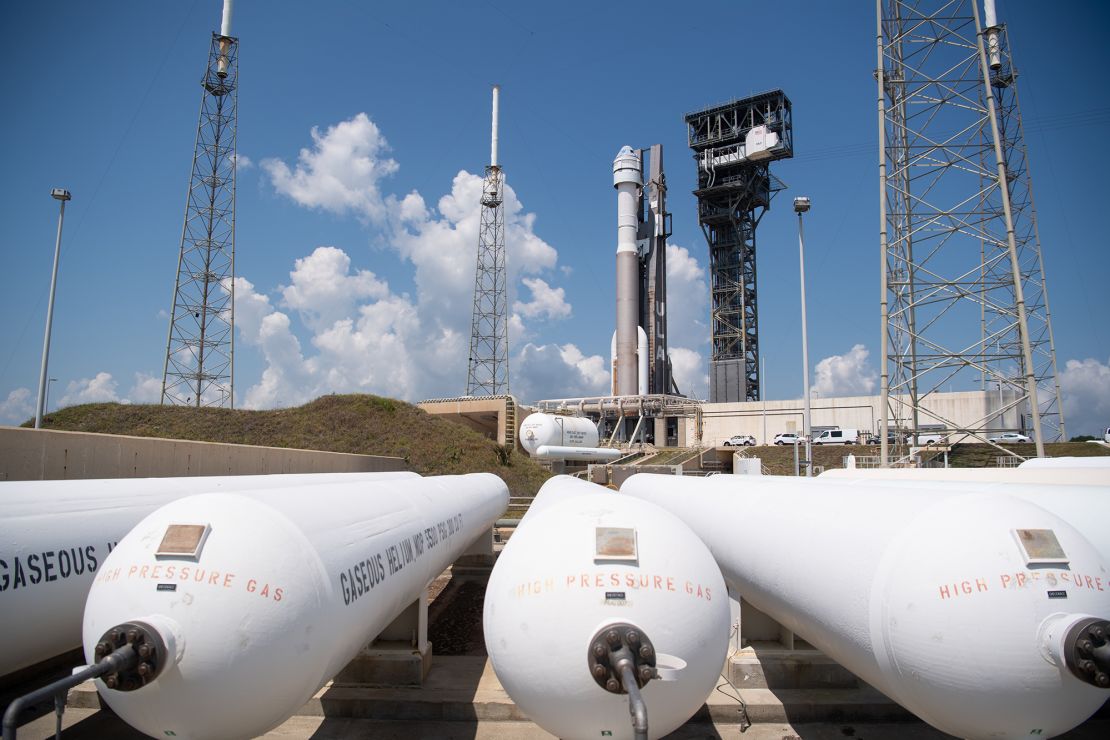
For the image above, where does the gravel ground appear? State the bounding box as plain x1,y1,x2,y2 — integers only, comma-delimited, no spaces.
428,572,488,656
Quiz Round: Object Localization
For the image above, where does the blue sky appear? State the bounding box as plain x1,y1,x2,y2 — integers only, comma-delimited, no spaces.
1,1,1107,435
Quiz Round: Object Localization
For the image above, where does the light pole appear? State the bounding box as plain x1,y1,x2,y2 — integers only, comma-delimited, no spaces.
35,188,71,429
45,378,57,414
794,196,812,476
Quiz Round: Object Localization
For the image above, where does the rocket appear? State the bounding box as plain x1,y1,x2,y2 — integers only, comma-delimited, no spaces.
613,146,643,397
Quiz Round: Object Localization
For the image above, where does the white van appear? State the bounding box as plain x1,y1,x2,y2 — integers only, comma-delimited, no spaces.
1104,427,1110,444
813,428,859,445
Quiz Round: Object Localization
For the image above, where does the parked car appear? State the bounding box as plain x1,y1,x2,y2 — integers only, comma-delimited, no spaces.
774,433,801,445
723,434,756,447
988,432,1032,444
813,428,859,445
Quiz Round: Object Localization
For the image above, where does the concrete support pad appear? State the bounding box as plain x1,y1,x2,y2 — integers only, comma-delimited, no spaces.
730,645,861,690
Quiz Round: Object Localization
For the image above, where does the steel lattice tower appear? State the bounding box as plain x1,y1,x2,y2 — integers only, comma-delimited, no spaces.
686,92,793,402
466,86,509,397
877,0,1062,462
161,29,238,408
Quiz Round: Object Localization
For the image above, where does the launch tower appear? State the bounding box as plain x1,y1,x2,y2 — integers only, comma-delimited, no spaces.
466,85,509,397
877,0,1063,461
161,1,238,407
686,92,793,403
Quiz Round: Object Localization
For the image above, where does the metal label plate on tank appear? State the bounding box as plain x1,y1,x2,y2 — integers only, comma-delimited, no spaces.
595,527,638,561
1012,528,1068,567
156,523,212,559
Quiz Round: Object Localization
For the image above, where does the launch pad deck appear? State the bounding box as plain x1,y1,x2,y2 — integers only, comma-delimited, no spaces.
18,658,1110,739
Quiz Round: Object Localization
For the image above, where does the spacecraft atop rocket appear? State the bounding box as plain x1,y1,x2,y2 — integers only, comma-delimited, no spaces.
611,145,678,399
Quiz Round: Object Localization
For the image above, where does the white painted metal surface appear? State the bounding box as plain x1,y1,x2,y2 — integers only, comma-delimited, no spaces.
821,466,1109,485
490,84,500,167
532,445,623,462
519,412,600,454
484,476,729,740
1020,456,1110,470
220,0,233,36
621,473,1110,740
817,471,1110,562
614,146,642,397
0,471,416,677
609,326,649,396
82,473,507,740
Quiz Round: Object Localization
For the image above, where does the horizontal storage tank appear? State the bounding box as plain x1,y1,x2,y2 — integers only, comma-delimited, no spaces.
0,471,417,677
621,473,1110,740
81,473,507,740
484,475,729,739
818,470,1110,560
519,412,599,454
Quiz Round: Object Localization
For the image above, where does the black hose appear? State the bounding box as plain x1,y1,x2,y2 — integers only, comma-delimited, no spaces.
2,644,136,740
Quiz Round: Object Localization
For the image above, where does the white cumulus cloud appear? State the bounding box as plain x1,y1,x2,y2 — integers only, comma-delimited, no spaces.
0,387,34,425
813,344,877,397
232,114,579,407
280,246,391,332
514,278,571,321
261,113,398,223
1058,356,1110,438
58,372,121,407
669,347,708,401
512,343,610,402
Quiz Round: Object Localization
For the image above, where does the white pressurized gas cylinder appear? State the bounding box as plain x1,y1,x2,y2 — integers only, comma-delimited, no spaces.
518,412,620,461
484,475,729,740
0,471,416,677
81,473,507,740
520,412,599,453
622,473,1110,740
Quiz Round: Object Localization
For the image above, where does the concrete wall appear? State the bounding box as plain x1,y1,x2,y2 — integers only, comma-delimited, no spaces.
0,427,406,481
690,390,1021,447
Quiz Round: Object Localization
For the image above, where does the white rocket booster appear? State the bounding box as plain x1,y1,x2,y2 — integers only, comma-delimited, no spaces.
613,146,642,397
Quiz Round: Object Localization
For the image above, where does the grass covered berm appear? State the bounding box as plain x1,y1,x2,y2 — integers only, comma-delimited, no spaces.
29,394,552,497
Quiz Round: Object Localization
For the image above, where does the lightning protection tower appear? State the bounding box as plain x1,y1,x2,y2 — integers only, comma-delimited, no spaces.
161,0,238,408
466,85,509,397
686,91,793,403
877,0,1063,462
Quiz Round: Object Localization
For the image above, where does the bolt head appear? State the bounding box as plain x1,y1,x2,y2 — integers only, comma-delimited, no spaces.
605,678,620,692
1096,672,1110,688
625,630,640,645
639,665,654,682
1080,659,1096,674
104,675,118,689
593,664,607,679
606,630,621,647
639,645,653,659
593,642,606,658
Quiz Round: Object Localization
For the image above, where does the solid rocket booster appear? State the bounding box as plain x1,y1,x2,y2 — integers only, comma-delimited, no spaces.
81,474,507,740
484,476,729,739
621,474,1110,740
0,471,416,677
614,146,642,397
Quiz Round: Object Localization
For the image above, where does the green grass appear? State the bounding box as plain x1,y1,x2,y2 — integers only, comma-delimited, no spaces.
28,394,552,496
